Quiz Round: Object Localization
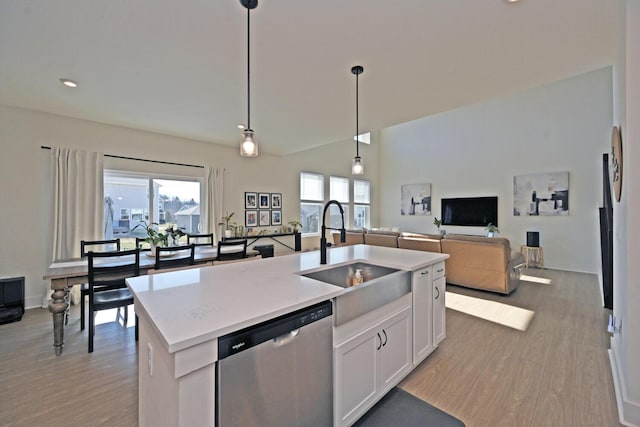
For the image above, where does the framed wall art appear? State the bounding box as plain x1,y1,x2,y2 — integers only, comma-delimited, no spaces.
271,193,282,209
401,183,431,216
245,210,258,227
245,192,257,209
513,171,569,216
259,210,270,226
271,210,282,226
259,193,270,209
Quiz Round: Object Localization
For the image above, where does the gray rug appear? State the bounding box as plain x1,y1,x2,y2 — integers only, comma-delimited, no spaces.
353,387,465,427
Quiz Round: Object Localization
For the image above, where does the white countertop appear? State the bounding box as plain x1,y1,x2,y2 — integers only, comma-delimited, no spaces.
126,244,448,354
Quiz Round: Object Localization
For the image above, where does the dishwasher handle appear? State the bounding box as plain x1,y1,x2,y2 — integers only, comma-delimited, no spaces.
273,329,299,347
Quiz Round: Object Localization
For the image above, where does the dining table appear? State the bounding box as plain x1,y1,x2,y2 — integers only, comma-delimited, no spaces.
42,246,219,356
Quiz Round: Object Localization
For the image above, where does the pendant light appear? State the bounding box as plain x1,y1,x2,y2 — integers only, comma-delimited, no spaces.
240,0,258,157
351,65,364,175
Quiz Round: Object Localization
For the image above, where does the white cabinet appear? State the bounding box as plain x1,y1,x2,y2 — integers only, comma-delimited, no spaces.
412,266,433,364
433,275,446,346
334,303,412,427
412,262,446,365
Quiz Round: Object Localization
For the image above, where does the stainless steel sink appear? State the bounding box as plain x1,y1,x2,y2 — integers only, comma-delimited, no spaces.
299,261,411,326
300,261,401,288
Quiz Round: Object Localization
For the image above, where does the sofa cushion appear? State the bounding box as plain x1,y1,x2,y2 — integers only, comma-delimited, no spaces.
401,232,442,241
398,236,442,253
364,230,400,247
332,230,364,246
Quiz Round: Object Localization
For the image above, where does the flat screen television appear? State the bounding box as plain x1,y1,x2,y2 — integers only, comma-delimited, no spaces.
441,196,498,227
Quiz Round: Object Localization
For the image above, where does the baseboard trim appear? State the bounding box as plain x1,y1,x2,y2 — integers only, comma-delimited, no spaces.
609,345,640,426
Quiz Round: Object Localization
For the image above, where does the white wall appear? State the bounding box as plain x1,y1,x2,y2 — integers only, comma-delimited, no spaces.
610,1,640,425
378,67,613,273
0,105,377,307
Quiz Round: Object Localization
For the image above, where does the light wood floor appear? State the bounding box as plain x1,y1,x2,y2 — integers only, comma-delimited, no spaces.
0,269,620,426
401,268,621,427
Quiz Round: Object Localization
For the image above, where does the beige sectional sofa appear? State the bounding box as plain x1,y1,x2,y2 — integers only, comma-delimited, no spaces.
333,230,524,294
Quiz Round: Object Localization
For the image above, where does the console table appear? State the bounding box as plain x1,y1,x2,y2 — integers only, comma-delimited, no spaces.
245,232,301,252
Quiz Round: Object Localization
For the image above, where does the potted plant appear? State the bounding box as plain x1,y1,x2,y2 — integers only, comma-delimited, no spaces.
132,221,168,255
288,220,302,233
218,211,237,238
433,217,445,236
485,222,499,238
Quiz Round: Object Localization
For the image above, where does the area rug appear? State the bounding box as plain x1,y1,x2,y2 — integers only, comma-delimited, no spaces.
353,387,465,427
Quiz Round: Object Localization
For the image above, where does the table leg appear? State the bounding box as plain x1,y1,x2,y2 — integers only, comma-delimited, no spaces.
48,278,69,356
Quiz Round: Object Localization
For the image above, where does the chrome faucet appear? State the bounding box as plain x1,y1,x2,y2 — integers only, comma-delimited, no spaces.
320,200,346,264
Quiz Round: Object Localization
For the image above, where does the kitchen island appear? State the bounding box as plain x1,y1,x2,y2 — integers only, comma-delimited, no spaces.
127,244,448,427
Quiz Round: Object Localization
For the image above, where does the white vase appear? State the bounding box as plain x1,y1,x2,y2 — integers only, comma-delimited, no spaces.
224,229,233,238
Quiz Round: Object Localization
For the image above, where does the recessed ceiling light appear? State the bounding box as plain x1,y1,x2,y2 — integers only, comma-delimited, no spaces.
237,123,245,129
60,78,78,88
506,0,520,3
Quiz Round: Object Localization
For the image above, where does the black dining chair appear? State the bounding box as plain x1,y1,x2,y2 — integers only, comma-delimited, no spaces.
79,239,121,330
186,233,215,247
87,248,140,353
216,239,248,261
135,237,151,252
154,244,196,271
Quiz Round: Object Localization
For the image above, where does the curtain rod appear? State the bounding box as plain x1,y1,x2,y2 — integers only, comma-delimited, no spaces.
40,146,204,169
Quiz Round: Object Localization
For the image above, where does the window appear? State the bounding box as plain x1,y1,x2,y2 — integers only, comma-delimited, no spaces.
329,176,349,229
354,132,371,144
104,172,201,249
354,179,370,229
300,172,324,235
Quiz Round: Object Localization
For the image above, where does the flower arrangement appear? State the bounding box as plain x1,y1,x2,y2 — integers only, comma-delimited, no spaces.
133,221,168,247
288,219,302,232
165,224,186,245
133,221,185,247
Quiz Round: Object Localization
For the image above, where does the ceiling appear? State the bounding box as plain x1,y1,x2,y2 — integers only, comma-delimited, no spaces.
0,0,618,155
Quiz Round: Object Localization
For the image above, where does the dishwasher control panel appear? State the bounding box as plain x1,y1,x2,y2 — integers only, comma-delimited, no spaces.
217,300,333,359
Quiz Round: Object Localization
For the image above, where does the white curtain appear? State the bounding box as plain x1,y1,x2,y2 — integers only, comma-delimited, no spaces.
202,166,224,241
51,147,104,261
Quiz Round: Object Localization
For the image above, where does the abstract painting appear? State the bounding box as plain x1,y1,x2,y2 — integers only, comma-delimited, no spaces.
513,172,569,216
401,183,431,216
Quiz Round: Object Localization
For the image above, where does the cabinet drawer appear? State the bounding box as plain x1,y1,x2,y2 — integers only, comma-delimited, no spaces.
433,262,445,279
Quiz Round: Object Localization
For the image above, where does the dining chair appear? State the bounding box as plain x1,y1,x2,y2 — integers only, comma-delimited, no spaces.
79,238,121,330
135,237,151,252
216,239,248,261
87,248,140,353
187,233,214,247
154,244,196,271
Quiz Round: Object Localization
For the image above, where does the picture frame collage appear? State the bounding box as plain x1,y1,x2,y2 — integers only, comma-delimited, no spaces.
245,192,282,228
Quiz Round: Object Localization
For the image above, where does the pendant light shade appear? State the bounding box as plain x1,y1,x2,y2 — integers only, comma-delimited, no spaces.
351,65,364,175
240,129,257,156
240,0,259,157
352,156,363,175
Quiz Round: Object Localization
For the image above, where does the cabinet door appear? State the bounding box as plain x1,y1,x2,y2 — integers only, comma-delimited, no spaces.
334,326,379,427
412,268,433,364
379,306,413,392
433,276,446,346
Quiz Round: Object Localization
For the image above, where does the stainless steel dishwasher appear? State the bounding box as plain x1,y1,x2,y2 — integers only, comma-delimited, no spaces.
216,300,333,427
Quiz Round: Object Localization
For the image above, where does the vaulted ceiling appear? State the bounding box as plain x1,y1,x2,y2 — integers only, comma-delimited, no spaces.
0,0,618,155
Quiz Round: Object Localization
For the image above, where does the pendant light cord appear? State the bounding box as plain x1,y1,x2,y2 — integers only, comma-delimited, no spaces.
247,6,251,130
355,71,359,157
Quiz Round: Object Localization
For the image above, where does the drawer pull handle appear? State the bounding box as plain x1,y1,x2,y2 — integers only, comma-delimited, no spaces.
382,329,388,347
421,271,429,275
434,287,440,300
437,268,444,273
376,332,382,350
